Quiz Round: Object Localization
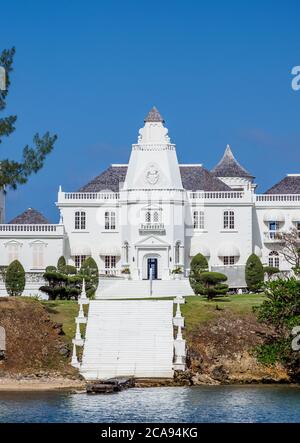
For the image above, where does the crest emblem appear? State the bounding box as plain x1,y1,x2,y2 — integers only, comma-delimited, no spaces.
145,164,159,185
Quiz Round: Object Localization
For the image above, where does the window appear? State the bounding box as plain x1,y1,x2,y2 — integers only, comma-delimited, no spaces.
224,210,235,230
153,211,159,222
74,255,86,269
75,211,86,230
193,210,205,229
144,209,161,224
8,243,19,263
105,255,116,269
145,212,151,222
268,222,279,239
105,211,116,230
175,241,181,264
32,244,44,268
269,251,279,268
223,256,235,266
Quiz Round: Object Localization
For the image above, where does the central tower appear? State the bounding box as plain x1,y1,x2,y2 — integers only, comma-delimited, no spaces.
123,107,183,190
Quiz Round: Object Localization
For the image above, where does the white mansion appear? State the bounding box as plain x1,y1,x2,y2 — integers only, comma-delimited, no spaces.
1,107,300,297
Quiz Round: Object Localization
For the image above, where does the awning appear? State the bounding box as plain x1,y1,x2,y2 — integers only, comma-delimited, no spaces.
71,244,91,255
99,243,121,256
190,238,210,257
263,210,285,223
217,242,240,257
291,212,300,222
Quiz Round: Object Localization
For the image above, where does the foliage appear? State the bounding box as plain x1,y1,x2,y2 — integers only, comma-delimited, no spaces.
5,260,25,296
57,256,66,272
121,267,130,274
263,266,280,280
79,257,99,298
195,271,228,300
40,264,81,300
189,253,209,290
245,254,264,292
172,266,183,274
0,47,57,189
254,277,300,380
276,228,300,271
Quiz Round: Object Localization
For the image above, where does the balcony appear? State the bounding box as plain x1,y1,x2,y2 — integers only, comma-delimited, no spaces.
263,231,284,243
139,223,166,234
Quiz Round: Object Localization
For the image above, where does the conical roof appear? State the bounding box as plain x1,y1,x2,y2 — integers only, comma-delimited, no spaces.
9,208,49,224
144,106,165,123
211,145,253,178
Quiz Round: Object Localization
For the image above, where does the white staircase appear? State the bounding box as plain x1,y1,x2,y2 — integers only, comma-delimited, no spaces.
80,300,174,380
96,279,194,299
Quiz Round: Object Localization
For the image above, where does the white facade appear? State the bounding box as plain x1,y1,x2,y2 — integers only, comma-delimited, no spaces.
1,107,300,296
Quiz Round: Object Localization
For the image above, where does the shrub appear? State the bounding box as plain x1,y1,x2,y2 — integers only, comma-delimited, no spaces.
57,256,66,272
189,253,208,290
196,271,228,300
40,263,81,300
79,257,99,298
245,253,264,292
5,260,25,296
45,265,57,272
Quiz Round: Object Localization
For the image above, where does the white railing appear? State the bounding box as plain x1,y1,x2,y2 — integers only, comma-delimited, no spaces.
263,231,283,242
62,192,120,200
0,224,63,233
139,223,165,232
256,194,300,202
188,191,245,199
132,143,175,151
99,269,120,276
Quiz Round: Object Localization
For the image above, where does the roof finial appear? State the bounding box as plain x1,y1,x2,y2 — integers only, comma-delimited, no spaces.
144,106,165,123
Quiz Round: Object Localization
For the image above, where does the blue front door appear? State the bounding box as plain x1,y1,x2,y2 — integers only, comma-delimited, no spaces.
147,258,158,280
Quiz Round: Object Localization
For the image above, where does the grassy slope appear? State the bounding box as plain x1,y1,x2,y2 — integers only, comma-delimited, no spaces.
41,294,265,345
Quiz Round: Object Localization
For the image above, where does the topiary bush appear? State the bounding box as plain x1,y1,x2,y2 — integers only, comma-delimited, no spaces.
40,262,81,300
197,271,228,300
5,260,25,296
189,253,209,292
245,253,264,292
57,256,66,272
80,257,99,298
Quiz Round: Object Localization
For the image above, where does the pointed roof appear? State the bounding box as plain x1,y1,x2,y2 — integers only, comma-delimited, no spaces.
265,174,300,194
78,164,231,192
9,208,49,224
211,145,253,179
144,106,165,123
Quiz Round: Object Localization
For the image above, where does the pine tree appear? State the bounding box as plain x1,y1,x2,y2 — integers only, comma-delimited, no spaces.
189,253,208,291
5,260,25,296
245,253,264,292
0,47,57,189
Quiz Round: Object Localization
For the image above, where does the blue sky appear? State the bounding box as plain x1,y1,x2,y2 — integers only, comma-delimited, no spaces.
1,0,300,221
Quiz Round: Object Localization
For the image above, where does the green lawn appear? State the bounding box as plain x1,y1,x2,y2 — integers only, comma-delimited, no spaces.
40,294,265,343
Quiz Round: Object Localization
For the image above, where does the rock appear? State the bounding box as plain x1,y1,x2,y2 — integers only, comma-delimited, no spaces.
211,365,228,382
191,373,220,385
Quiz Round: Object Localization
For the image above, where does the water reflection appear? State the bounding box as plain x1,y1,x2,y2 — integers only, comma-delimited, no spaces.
0,386,300,423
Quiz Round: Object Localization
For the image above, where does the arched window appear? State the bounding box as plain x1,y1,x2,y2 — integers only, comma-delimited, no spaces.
105,211,116,230
193,210,205,229
75,211,86,230
145,211,151,223
269,251,279,268
224,210,235,230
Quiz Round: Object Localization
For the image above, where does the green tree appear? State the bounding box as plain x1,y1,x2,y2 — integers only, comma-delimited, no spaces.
57,256,66,272
245,253,264,292
195,271,228,300
5,260,25,296
263,266,280,281
254,277,300,381
79,257,99,298
189,253,208,291
0,48,57,189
